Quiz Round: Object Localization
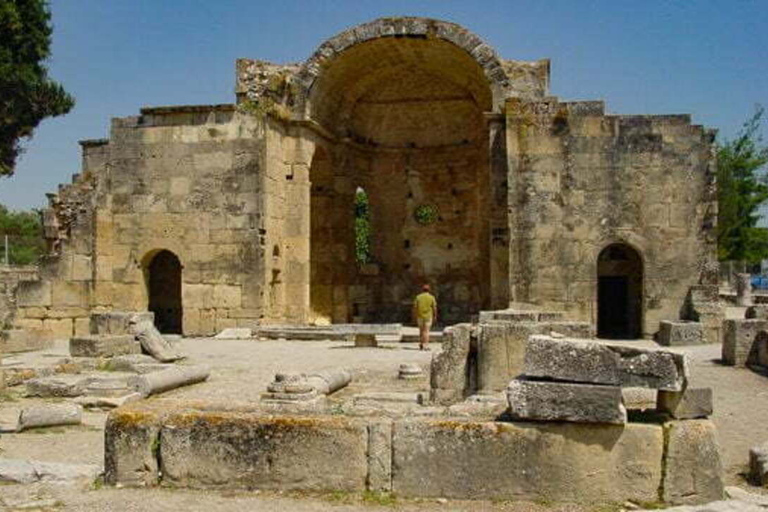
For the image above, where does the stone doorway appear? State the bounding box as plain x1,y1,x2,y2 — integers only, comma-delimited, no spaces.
597,243,643,339
147,250,183,334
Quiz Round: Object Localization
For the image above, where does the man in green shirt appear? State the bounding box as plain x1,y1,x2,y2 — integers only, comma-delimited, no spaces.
412,284,437,351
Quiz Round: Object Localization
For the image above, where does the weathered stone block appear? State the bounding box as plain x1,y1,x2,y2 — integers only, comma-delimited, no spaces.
657,388,713,419
354,333,377,347
1,329,53,353
611,344,688,391
524,335,620,385
507,379,627,424
722,319,768,367
430,324,471,404
25,375,88,398
69,335,141,358
90,311,154,336
104,405,163,486
391,419,663,503
658,321,704,346
160,411,368,491
663,419,724,505
749,443,768,486
746,305,768,319
367,420,393,492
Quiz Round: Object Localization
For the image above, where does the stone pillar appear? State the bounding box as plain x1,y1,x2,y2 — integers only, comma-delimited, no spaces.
736,273,753,307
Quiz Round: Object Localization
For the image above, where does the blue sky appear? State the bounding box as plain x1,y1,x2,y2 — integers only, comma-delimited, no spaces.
1,0,766,210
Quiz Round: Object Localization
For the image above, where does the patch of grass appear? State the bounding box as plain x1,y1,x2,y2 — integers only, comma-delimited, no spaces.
361,491,397,506
0,390,19,402
92,475,105,490
322,490,354,504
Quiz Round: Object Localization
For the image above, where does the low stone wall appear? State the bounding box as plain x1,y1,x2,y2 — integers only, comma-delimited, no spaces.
105,400,723,506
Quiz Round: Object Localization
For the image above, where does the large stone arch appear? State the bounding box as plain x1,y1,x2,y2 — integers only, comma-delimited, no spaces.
294,17,511,120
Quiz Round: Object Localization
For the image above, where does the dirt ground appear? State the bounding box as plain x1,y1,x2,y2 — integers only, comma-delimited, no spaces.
1,331,766,511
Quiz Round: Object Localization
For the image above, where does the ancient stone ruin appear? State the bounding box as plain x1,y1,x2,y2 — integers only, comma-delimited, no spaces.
0,16,717,343
0,16,737,509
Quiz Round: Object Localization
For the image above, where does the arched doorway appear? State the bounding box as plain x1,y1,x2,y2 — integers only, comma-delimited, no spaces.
147,250,183,334
305,34,494,325
597,244,643,339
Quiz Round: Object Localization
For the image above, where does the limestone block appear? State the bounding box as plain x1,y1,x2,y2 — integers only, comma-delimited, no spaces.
430,324,471,404
70,335,141,358
524,335,620,385
129,365,210,397
74,317,90,336
354,333,377,347
51,281,88,307
42,318,73,340
611,344,688,391
657,388,713,419
25,375,88,398
477,323,526,393
72,254,92,281
90,311,154,336
213,285,242,309
0,459,101,484
17,403,83,431
104,405,163,486
746,305,768,319
213,327,252,339
391,419,662,503
507,379,626,424
663,420,724,505
130,319,182,362
722,319,768,367
1,329,53,353
736,273,753,307
16,280,52,307
160,411,369,491
367,420,393,492
658,321,704,346
749,443,768,486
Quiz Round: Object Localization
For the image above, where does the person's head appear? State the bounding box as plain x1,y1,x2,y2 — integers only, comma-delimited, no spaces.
422,283,431,293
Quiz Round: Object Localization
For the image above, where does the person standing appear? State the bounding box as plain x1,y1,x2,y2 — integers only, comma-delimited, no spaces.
413,284,437,351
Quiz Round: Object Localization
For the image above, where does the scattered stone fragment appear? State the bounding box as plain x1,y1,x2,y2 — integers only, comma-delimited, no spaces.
90,311,154,336
657,388,713,419
129,365,210,397
83,376,134,397
214,328,252,339
0,458,101,485
354,333,377,347
25,375,88,398
74,392,143,410
70,334,141,358
305,369,352,395
16,403,83,432
658,321,704,346
398,363,422,380
749,442,768,486
129,319,183,362
507,379,627,424
106,354,168,374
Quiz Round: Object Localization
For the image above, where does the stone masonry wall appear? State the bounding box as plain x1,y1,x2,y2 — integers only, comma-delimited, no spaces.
506,98,717,336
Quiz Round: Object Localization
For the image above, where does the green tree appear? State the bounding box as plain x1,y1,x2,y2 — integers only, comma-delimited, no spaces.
0,0,74,176
0,204,44,265
717,105,768,263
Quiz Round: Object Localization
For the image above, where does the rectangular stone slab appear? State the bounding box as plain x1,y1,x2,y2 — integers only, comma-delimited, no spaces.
391,419,662,503
507,379,627,424
658,321,704,347
159,411,369,491
663,419,724,505
524,335,620,385
610,345,688,391
657,387,713,419
70,335,141,358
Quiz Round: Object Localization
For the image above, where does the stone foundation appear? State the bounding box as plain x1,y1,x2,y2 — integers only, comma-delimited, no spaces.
105,400,723,505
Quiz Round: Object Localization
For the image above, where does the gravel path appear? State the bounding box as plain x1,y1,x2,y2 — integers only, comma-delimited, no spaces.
2,333,768,510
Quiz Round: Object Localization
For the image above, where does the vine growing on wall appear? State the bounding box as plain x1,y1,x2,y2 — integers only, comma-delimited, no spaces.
354,188,371,265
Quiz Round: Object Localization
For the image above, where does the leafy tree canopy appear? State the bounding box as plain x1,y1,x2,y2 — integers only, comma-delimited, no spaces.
717,105,768,263
0,203,44,265
0,0,74,176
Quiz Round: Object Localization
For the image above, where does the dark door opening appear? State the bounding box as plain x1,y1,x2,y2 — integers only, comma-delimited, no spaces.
147,250,183,334
597,244,642,339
